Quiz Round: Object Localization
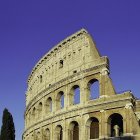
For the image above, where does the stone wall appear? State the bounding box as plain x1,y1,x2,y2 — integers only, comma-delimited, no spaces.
23,29,140,140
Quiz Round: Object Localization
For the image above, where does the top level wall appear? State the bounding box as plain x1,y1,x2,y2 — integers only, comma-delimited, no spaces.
26,29,106,105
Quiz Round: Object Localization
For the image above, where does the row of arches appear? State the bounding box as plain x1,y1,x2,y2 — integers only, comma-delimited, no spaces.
25,113,123,140
26,79,100,127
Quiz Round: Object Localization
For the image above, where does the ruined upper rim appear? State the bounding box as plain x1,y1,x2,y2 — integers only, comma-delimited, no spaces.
27,28,88,84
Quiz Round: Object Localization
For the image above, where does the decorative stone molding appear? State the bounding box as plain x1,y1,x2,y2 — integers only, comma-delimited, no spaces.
99,95,109,98
100,110,105,113
101,67,109,75
125,103,133,109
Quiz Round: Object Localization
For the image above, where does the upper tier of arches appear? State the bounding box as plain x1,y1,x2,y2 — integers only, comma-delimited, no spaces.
26,28,103,106
25,78,100,128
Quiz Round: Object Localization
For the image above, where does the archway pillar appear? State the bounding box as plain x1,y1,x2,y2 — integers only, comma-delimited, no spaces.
80,79,89,104
124,103,134,136
65,86,69,109
100,110,109,138
40,128,44,140
66,128,72,140
42,98,46,119
67,92,73,107
85,125,90,140
100,68,116,97
79,124,85,140
63,119,67,140
52,92,57,112
54,130,60,140
83,124,90,140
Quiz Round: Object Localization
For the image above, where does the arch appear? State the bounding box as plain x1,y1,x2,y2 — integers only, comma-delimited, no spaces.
55,125,63,140
88,79,99,100
45,128,50,140
46,97,52,113
40,75,43,83
36,131,41,140
90,118,99,139
56,91,64,110
59,59,63,68
32,107,36,122
38,102,43,119
86,117,99,139
108,113,123,137
69,85,80,105
69,121,79,140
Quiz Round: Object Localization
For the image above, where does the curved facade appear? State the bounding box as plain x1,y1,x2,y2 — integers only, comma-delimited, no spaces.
23,29,140,140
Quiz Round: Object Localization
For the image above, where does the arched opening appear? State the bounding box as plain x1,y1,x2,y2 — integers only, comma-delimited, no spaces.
55,125,63,140
45,128,50,140
32,107,36,122
56,91,64,110
46,97,52,113
90,118,99,139
59,59,63,68
108,113,123,137
69,121,79,140
73,85,80,105
88,79,99,100
60,94,64,109
38,102,42,119
40,75,43,83
36,131,41,140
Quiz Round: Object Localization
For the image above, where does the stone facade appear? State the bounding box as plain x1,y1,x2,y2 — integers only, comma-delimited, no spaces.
23,29,140,140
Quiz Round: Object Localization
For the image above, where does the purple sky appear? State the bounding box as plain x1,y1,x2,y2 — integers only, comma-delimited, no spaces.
0,0,140,140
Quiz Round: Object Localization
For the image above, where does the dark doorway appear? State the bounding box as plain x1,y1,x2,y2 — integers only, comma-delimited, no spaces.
70,121,79,140
73,122,79,140
109,113,123,137
90,118,99,139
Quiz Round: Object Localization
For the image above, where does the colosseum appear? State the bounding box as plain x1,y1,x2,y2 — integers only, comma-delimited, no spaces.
23,29,140,140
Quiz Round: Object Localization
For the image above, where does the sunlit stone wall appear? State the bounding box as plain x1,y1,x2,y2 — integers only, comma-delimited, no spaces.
23,29,140,140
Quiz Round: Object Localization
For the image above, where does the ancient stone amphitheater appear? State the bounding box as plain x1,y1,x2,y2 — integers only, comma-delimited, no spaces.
23,29,140,140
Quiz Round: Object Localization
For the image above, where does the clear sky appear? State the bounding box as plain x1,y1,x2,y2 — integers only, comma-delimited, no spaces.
0,0,140,140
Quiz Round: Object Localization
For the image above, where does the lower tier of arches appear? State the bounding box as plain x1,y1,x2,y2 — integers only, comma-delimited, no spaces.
23,105,140,140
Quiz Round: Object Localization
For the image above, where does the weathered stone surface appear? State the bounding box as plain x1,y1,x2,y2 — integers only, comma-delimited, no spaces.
23,29,140,140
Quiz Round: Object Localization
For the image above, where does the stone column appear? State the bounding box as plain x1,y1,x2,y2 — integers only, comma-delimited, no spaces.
65,128,70,140
62,118,66,140
85,124,90,140
100,68,109,97
100,110,109,138
80,78,89,104
65,85,70,108
42,98,46,120
67,86,73,107
53,91,57,112
80,115,85,140
124,103,134,136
